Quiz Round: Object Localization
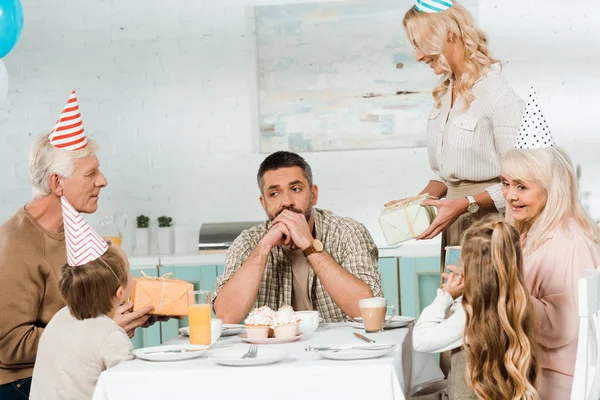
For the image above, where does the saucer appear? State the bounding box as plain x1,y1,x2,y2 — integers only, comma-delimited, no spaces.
316,344,395,361
345,316,415,330
133,344,210,362
179,324,245,337
240,334,303,344
209,347,289,367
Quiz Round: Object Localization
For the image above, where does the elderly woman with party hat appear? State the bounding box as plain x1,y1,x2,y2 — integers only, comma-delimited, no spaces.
0,92,154,399
501,88,600,399
386,0,525,270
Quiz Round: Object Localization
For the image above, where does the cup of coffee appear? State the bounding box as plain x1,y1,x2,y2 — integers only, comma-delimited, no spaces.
358,297,396,333
296,310,320,334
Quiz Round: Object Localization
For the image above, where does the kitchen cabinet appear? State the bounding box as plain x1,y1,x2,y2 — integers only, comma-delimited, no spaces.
129,254,441,348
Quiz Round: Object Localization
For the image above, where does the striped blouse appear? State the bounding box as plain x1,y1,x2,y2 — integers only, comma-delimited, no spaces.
426,63,525,212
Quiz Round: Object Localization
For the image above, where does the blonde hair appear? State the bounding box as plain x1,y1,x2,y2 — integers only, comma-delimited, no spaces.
461,216,539,400
402,1,499,110
29,133,98,199
502,147,600,255
59,244,129,320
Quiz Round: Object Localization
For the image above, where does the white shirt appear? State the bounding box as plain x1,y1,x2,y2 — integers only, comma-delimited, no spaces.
426,64,525,212
413,289,466,353
30,307,133,400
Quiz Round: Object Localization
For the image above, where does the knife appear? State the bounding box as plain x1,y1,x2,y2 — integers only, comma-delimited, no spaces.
353,332,376,343
305,344,394,352
143,348,207,355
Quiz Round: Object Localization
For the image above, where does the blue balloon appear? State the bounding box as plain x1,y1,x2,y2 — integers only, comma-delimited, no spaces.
0,0,24,58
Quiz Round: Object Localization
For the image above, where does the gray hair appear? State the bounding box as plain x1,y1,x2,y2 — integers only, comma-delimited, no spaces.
29,133,98,198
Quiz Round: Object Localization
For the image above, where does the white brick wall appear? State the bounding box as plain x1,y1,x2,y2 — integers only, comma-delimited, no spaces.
1,0,599,254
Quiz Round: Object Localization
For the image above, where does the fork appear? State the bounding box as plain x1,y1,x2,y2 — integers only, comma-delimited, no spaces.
241,345,258,359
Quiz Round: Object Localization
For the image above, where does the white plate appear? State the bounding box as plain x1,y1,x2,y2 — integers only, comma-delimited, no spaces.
209,347,289,367
317,344,395,361
346,316,415,330
132,344,210,362
240,334,303,344
221,324,245,336
179,324,245,337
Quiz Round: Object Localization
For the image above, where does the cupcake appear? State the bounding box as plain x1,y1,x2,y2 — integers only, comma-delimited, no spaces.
245,307,274,339
272,305,301,338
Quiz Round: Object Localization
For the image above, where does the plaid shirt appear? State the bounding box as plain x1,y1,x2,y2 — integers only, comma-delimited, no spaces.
215,208,382,322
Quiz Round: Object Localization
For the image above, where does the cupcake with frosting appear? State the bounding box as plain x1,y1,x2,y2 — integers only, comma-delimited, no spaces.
245,306,275,339
272,305,301,338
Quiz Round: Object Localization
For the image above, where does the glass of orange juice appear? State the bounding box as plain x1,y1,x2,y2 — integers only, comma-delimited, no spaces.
187,290,211,345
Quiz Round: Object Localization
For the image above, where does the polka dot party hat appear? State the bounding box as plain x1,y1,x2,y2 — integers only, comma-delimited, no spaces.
514,87,555,149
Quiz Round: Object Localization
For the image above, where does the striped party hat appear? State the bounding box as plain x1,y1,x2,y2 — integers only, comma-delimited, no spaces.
48,91,88,151
514,87,555,149
415,0,453,13
62,196,108,267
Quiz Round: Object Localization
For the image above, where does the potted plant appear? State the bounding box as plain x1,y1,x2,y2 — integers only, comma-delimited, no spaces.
134,215,150,256
157,216,173,254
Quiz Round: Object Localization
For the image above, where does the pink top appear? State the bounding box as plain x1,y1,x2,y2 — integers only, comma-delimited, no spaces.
523,219,600,376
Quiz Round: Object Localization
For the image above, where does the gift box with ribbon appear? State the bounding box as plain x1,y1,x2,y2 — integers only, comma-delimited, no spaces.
378,194,436,246
131,271,194,317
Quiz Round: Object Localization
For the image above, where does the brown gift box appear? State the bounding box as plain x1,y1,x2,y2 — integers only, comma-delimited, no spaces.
131,272,194,317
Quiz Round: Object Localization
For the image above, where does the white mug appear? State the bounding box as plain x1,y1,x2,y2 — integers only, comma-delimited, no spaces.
211,318,222,344
296,310,320,334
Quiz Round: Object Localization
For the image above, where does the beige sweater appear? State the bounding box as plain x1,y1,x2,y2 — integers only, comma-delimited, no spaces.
0,207,66,384
30,307,133,400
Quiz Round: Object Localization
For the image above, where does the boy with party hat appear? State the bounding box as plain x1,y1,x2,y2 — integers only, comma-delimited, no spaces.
0,91,152,399
29,197,134,400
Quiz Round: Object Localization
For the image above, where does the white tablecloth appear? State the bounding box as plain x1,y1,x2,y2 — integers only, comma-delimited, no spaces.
93,323,443,400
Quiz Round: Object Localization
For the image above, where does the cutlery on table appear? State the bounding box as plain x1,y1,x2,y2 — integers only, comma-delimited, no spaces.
143,348,207,355
305,344,395,352
241,345,258,359
353,332,376,343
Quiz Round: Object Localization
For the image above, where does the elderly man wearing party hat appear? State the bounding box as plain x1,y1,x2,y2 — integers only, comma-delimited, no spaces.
0,92,154,399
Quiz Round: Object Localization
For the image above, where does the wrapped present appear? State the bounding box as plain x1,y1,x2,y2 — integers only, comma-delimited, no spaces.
378,194,436,246
131,272,194,317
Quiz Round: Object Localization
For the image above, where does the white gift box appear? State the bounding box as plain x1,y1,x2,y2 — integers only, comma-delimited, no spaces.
378,194,436,246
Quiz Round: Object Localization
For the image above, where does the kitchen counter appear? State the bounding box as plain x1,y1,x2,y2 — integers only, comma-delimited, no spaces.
127,237,441,268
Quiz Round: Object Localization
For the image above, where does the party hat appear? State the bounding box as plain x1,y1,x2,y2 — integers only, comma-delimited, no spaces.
415,0,453,13
48,91,87,151
62,196,108,267
514,87,555,149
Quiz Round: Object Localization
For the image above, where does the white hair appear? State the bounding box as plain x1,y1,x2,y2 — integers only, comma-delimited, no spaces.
29,133,98,198
502,146,600,255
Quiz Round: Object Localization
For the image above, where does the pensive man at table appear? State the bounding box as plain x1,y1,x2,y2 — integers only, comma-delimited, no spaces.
214,151,383,324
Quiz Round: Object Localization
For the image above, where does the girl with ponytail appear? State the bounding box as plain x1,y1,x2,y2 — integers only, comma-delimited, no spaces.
461,217,539,400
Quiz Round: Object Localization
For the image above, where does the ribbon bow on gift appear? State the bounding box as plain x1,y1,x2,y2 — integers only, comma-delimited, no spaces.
140,271,174,281
385,195,437,238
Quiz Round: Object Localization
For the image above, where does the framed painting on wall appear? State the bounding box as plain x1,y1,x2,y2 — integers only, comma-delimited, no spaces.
255,0,478,153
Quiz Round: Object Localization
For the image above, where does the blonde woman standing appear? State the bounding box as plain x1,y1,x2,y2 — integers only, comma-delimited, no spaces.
501,90,600,399
386,0,525,273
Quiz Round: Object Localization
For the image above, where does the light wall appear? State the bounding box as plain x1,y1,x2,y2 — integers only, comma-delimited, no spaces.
1,0,598,253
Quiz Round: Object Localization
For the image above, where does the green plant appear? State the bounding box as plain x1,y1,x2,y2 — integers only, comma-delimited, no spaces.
136,215,150,228
157,216,173,228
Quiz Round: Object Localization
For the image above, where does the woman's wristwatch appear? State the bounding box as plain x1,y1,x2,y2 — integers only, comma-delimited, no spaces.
466,195,480,213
